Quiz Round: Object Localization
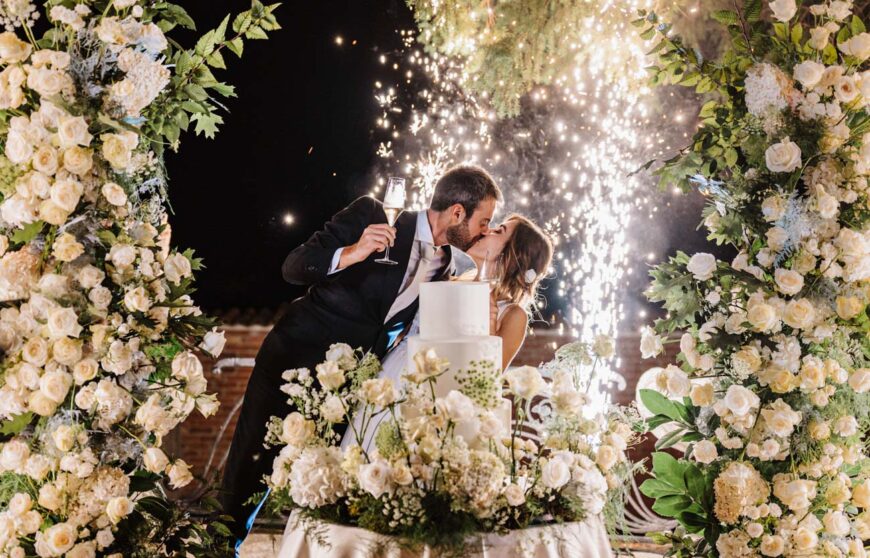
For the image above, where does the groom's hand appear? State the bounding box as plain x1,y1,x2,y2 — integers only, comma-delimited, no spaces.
338,224,396,269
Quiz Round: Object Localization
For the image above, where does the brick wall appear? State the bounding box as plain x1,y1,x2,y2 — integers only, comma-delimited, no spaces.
164,324,681,489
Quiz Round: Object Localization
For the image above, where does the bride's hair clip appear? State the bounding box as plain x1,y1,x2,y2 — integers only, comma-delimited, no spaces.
524,269,537,284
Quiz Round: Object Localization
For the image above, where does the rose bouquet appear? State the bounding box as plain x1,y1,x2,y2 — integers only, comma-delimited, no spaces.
0,1,278,557
635,0,870,556
265,339,639,554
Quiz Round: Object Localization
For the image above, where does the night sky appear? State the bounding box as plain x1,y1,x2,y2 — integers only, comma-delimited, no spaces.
165,0,725,327
164,0,414,310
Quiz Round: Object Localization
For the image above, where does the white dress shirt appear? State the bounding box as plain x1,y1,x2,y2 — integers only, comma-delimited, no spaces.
327,211,447,322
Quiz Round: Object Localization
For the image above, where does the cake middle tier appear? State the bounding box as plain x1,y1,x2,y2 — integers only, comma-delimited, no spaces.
406,335,503,397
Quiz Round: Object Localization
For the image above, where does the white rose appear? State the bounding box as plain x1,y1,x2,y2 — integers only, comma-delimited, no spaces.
692,440,718,464
72,358,99,385
505,365,546,400
769,0,797,22
29,391,57,416
762,195,786,221
171,351,206,395
596,444,619,470
167,459,193,489
823,510,851,536
143,447,169,474
106,496,133,524
841,33,870,61
748,303,778,332
53,337,82,366
5,130,31,164
325,342,356,369
760,534,785,557
38,199,68,226
39,369,72,404
57,114,91,148
816,190,839,219
8,492,32,516
794,60,825,90
640,326,663,358
320,394,345,423
316,360,345,391
48,307,82,338
199,329,226,358
774,268,804,296
0,439,29,470
163,253,191,284
724,384,760,417
22,336,48,365
38,484,62,511
361,377,399,407
108,244,136,269
50,178,83,212
32,144,58,175
540,458,571,490
442,390,476,422
808,26,831,50
774,478,817,510
835,75,860,103
41,522,75,556
77,265,105,289
686,252,717,280
850,368,870,393
123,286,151,312
828,0,852,20
101,131,138,170
853,482,870,508
101,182,127,206
89,286,112,309
661,365,691,397
281,412,315,446
783,298,816,329
0,32,30,63
504,483,526,506
766,137,802,173
62,146,93,176
357,459,392,499
52,232,83,262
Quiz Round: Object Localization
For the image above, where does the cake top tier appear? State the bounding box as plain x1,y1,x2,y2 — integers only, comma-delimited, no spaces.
419,281,490,339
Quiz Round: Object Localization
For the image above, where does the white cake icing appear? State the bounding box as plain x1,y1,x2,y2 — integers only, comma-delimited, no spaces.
419,281,491,338
406,281,507,446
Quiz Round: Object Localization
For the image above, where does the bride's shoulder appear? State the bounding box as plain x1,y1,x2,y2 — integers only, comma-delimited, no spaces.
499,302,528,325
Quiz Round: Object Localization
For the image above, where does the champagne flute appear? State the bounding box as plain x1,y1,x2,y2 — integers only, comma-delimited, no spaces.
375,177,406,265
475,249,500,290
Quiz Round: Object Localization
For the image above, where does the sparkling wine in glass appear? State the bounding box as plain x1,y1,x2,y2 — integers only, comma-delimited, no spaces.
375,177,406,265
475,250,499,289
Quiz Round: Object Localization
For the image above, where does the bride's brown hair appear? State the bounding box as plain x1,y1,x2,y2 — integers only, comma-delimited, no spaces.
494,214,553,310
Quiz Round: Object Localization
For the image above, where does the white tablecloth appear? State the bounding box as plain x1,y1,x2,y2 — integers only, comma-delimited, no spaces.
277,511,613,558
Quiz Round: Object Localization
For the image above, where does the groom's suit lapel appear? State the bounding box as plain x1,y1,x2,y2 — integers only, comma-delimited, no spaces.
378,209,417,319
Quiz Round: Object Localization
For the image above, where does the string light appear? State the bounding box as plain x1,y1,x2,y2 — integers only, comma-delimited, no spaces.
283,213,295,226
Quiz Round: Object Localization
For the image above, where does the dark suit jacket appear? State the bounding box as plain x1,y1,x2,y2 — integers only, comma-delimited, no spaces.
269,195,453,378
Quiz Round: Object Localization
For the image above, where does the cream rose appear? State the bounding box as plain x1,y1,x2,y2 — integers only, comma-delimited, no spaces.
769,0,796,21
690,383,714,407
53,337,82,366
760,534,785,556
358,459,392,498
693,440,718,464
854,482,870,508
52,232,83,262
32,144,58,175
505,365,546,400
106,496,133,524
639,326,663,358
41,522,75,556
77,265,105,289
835,75,860,103
766,227,788,251
841,32,870,61
57,114,92,148
836,295,864,320
320,394,345,423
765,137,802,173
123,286,151,312
686,252,716,280
782,298,816,329
281,412,315,446
163,253,192,284
808,26,831,50
774,268,804,296
315,360,345,390
360,377,398,407
72,358,99,385
143,447,169,474
199,329,226,358
748,303,778,332
101,131,138,170
504,484,526,506
442,390,476,422
724,384,760,417
49,178,83,212
0,32,30,63
101,182,127,206
794,61,826,90
167,459,193,489
62,146,93,176
540,458,571,489
849,368,870,393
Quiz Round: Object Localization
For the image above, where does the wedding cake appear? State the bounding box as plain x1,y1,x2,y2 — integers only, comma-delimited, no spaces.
407,281,503,396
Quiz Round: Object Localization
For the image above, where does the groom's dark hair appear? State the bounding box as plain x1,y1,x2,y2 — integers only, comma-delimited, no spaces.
429,165,502,217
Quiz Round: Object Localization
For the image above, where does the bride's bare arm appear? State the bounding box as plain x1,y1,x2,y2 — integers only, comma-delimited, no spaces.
496,304,528,369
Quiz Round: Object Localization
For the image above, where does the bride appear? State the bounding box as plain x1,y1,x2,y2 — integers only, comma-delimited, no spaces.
341,213,553,451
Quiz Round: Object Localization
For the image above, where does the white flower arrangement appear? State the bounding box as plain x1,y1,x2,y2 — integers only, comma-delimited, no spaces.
0,1,279,556
265,340,638,554
638,1,870,555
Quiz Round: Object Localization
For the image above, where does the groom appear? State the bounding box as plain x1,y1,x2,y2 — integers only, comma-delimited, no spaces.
221,165,502,540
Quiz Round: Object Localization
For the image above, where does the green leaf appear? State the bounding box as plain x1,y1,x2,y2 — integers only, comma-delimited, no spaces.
652,494,692,517
206,50,226,70
183,83,209,102
232,10,253,33
852,15,866,35
744,0,762,21
639,478,684,498
655,427,686,450
640,389,684,423
711,10,738,25
0,412,34,436
10,221,45,245
191,112,224,139
245,25,269,40
791,23,803,46
227,37,245,58
651,451,688,489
